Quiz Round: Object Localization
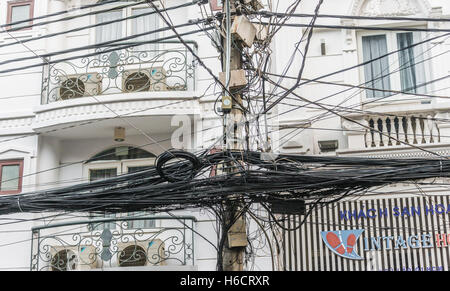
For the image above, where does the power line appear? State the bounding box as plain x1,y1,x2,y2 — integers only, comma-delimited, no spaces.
246,29,447,152
262,31,450,114
0,27,212,76
1,0,154,34
146,1,249,114
260,32,450,137
0,19,208,71
0,78,220,145
255,11,450,23
3,11,194,171
255,20,450,33
1,0,129,30
259,28,448,114
262,71,450,101
0,1,197,50
264,77,448,159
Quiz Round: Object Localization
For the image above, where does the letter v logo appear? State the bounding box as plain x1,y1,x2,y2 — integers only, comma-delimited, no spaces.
321,229,365,260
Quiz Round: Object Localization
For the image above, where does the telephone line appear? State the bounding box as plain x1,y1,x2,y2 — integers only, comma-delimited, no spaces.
262,31,450,114
255,11,450,23
1,0,128,30
0,1,197,50
2,0,148,34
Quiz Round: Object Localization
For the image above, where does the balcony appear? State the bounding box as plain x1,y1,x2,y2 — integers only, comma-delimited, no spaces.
30,215,196,271
34,42,200,133
42,42,196,103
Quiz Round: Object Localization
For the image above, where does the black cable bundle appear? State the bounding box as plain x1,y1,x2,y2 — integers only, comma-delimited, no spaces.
1,150,449,215
156,149,202,182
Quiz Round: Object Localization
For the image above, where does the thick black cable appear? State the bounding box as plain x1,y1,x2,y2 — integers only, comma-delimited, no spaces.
0,1,197,50
0,25,211,75
255,20,450,33
146,0,249,114
0,18,207,69
1,0,128,30
2,0,148,33
1,150,450,215
255,11,450,23
262,31,450,114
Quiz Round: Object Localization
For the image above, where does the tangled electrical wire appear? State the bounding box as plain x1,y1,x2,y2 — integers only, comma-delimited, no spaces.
1,149,450,216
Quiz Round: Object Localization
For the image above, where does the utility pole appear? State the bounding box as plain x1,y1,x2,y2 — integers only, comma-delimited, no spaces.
220,0,259,271
221,0,246,272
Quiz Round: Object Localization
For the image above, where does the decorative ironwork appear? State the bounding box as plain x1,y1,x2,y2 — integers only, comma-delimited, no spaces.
30,216,196,271
41,43,196,104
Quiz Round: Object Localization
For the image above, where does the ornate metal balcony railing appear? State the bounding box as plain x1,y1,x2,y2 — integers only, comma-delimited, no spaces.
41,42,196,105
30,215,196,271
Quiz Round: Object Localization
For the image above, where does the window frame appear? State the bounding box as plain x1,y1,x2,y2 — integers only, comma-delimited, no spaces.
92,2,163,50
357,28,430,102
84,154,157,230
360,33,392,99
0,159,24,195
6,0,34,31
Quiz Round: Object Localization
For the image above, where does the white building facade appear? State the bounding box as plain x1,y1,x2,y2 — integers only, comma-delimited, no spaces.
0,0,236,271
276,0,450,271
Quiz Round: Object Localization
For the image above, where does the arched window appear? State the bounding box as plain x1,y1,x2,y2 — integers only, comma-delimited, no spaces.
88,146,155,162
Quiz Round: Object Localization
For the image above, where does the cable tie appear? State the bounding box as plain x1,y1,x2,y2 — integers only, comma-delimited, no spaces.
17,196,23,213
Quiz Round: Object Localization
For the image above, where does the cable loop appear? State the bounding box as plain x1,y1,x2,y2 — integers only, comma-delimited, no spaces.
156,149,202,183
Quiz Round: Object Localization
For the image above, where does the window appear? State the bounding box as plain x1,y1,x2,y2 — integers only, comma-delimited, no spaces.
126,165,155,229
95,5,160,52
362,34,391,99
0,160,23,194
131,7,159,53
361,31,427,99
89,168,117,181
89,167,118,230
86,147,156,230
88,146,155,162
397,32,426,94
95,10,123,44
7,0,34,30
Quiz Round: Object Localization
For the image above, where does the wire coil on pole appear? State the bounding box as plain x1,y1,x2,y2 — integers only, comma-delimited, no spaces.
156,149,202,183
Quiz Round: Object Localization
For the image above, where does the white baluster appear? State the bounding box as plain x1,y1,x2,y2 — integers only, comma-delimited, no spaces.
386,117,393,146
368,118,376,147
435,118,441,143
409,116,417,144
427,115,434,143
406,116,414,145
419,116,427,144
397,117,404,145
372,118,380,147
378,118,386,147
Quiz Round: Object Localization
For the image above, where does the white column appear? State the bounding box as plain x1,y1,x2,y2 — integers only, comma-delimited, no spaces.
46,0,68,53
435,112,450,143
342,119,367,149
36,136,61,191
341,20,361,109
428,8,450,107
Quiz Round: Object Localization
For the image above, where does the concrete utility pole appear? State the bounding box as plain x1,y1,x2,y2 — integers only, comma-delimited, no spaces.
221,0,247,271
220,0,259,271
